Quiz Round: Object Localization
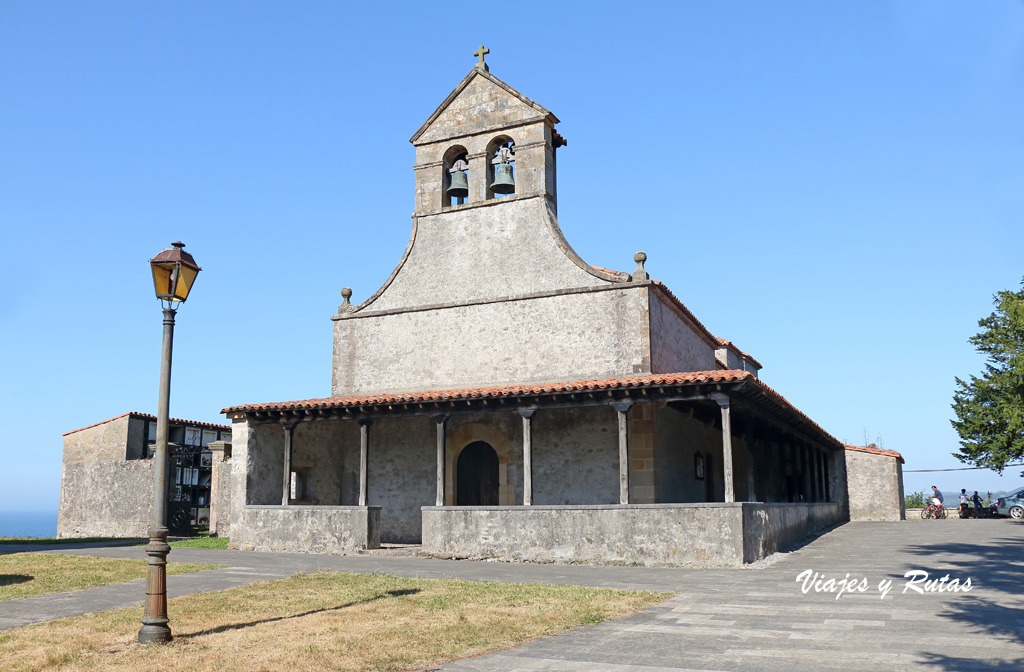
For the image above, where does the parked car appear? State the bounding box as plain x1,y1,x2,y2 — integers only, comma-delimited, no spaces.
992,490,1024,519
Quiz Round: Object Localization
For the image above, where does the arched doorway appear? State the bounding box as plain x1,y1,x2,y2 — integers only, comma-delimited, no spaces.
456,441,499,506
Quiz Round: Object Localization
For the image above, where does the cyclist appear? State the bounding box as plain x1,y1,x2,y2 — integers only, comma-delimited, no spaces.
959,489,971,518
931,486,944,517
972,491,983,518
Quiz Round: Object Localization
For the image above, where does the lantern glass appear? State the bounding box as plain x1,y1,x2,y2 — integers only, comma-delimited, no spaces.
151,262,177,301
173,263,198,302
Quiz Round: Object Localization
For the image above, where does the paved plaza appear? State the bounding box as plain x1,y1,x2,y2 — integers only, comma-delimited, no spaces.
1,520,1022,671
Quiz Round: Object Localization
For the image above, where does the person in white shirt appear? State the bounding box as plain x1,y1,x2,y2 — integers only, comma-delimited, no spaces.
959,489,971,518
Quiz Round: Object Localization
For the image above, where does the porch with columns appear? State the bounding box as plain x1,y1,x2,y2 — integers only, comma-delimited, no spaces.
222,371,848,564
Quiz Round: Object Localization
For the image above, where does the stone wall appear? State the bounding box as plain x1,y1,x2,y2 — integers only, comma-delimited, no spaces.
58,459,153,538
232,506,380,554
532,406,620,506
365,416,436,543
58,415,153,538
422,502,843,567
333,282,653,397
292,420,359,505
244,421,285,505
362,198,605,314
846,450,905,521
648,289,716,373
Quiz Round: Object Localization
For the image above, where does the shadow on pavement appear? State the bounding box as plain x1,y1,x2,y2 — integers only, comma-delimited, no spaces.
0,539,147,555
902,528,1024,669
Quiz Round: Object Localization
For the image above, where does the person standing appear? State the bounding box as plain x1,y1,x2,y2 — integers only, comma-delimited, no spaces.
972,491,983,518
959,489,971,518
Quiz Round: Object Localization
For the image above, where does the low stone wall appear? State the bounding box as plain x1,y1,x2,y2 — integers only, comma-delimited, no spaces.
422,503,844,567
232,506,380,554
742,503,843,562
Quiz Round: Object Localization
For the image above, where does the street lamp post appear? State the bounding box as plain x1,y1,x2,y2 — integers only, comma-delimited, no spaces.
139,241,201,645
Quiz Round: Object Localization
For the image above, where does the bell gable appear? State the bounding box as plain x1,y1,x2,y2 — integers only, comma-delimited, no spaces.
410,66,557,146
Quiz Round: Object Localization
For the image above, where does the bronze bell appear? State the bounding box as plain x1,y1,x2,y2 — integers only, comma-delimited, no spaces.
491,163,515,194
447,170,469,198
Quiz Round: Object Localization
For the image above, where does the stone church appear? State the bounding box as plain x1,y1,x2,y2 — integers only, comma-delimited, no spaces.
220,52,849,567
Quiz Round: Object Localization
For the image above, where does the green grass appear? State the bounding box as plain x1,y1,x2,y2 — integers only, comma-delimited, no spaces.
0,553,226,601
168,536,229,549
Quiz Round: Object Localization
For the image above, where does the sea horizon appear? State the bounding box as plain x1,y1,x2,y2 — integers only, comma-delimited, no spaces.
0,509,59,538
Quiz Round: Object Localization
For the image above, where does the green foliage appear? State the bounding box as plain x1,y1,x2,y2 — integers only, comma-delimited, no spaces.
904,491,925,508
951,278,1024,474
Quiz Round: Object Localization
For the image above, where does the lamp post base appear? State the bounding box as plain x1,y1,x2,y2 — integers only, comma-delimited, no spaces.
138,525,172,644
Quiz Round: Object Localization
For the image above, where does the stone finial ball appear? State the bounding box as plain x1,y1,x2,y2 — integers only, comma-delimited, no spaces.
341,287,353,300
634,251,647,263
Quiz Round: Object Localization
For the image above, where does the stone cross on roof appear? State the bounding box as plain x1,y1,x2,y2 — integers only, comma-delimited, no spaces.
474,45,490,71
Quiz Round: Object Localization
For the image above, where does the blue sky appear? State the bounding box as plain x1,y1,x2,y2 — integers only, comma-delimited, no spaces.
2,1,1022,518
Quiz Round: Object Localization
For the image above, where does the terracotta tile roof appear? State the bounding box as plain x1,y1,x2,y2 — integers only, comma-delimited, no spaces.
844,444,905,463
62,412,231,437
222,371,750,413
221,370,843,450
589,265,624,276
714,338,764,370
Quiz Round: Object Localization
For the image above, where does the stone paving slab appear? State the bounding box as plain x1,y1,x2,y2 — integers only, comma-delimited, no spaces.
1,520,1021,671
434,520,1024,672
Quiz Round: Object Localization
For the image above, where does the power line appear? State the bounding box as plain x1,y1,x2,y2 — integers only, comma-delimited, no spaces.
904,463,1024,473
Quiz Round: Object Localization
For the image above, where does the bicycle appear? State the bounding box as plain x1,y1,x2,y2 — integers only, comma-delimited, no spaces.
921,503,947,519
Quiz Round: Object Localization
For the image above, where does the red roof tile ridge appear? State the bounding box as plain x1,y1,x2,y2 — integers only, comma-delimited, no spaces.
714,338,763,370
62,412,230,437
221,370,757,413
590,265,625,276
844,444,905,463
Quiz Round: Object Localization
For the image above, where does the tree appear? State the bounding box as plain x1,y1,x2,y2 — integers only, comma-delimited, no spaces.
951,278,1024,474
904,491,925,508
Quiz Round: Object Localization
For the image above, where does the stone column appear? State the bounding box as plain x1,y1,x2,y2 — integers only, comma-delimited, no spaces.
802,444,813,502
810,447,820,502
281,422,297,506
745,430,757,503
358,419,371,507
819,451,828,502
207,440,231,536
612,402,632,505
520,409,535,506
469,152,488,203
434,415,447,507
713,394,735,503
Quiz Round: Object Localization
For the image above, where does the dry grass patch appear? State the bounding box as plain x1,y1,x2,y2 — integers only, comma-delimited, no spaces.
0,553,225,601
0,571,670,672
